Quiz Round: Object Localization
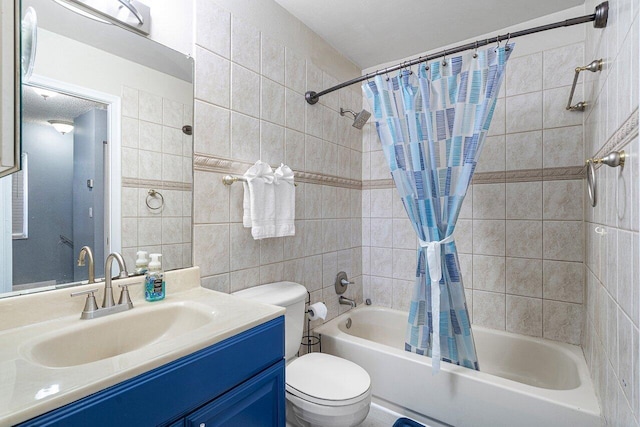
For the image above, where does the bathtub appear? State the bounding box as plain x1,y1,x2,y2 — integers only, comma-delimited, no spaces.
315,306,600,427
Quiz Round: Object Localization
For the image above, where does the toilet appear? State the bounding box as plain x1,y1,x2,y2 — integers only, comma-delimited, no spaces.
233,282,371,427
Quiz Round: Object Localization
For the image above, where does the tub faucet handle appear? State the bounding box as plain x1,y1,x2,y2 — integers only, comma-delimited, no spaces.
335,271,353,295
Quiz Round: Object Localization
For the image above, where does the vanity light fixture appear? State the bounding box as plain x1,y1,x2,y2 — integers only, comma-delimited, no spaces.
48,120,74,135
32,87,58,100
52,0,111,24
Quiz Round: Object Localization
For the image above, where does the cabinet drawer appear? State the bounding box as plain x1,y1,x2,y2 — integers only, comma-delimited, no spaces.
185,360,285,427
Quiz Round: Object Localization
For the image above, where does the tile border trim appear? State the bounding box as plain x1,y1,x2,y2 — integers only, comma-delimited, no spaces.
122,178,192,191
193,153,362,189
592,108,639,166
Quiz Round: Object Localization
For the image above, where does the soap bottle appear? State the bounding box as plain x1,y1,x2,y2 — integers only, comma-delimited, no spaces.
135,251,149,275
144,253,165,301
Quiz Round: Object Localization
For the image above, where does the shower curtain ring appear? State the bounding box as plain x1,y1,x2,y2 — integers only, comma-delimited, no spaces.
473,41,478,58
505,33,511,51
495,35,501,51
442,49,448,66
385,67,390,81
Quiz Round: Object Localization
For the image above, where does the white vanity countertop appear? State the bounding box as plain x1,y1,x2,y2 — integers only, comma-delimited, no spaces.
0,267,284,426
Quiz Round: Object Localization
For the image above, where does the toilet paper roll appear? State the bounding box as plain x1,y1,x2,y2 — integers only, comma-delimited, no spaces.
307,302,328,321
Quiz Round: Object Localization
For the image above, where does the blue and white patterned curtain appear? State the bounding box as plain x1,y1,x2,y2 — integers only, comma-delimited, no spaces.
363,45,513,372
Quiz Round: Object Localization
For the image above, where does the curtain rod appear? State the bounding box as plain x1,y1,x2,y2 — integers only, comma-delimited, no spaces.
305,1,609,105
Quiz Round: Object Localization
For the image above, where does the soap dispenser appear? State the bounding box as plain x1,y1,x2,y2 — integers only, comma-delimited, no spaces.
135,251,149,275
144,253,165,301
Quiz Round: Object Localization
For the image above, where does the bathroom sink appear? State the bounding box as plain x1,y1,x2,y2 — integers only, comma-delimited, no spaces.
22,303,215,368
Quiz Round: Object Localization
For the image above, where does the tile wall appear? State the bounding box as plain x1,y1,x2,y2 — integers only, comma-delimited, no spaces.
120,86,193,271
190,0,364,331
362,37,590,345
581,0,640,424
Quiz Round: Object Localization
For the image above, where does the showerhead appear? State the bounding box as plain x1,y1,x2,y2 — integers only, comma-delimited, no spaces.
340,108,371,130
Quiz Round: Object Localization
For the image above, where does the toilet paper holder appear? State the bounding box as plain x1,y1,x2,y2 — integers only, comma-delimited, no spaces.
302,291,322,355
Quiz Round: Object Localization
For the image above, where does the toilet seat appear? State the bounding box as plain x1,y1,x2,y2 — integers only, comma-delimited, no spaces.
285,353,371,406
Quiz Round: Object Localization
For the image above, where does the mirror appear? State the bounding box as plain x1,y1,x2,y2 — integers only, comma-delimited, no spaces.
0,0,193,297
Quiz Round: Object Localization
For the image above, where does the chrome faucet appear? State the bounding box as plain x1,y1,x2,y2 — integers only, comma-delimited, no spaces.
71,252,135,320
103,252,129,308
339,296,356,308
77,246,96,284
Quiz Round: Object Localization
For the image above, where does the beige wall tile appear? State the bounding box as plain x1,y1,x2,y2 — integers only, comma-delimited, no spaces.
543,300,582,344
473,183,506,219
506,92,542,134
506,130,542,170
543,221,583,261
231,16,260,73
506,257,542,297
506,220,542,258
543,180,583,220
473,290,505,330
473,220,505,256
506,295,542,337
476,135,505,172
261,78,285,125
231,64,260,118
193,224,229,277
506,181,542,220
195,0,230,58
542,126,583,168
505,52,543,96
472,255,505,293
542,43,584,89
195,47,230,108
542,260,583,303
194,100,230,157
230,112,260,162
285,48,306,94
261,35,285,85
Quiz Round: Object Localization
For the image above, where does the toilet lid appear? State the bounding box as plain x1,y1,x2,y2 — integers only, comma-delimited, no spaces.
286,353,371,402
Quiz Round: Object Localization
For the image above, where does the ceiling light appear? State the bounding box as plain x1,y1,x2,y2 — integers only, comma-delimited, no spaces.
48,120,74,135
32,87,58,100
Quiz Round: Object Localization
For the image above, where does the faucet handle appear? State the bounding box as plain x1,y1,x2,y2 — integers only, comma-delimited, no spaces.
71,288,99,318
117,282,142,307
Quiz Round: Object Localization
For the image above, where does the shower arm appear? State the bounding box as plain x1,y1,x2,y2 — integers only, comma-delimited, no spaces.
305,1,609,105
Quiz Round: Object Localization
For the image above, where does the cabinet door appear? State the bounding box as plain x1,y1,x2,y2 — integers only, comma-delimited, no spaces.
186,360,285,427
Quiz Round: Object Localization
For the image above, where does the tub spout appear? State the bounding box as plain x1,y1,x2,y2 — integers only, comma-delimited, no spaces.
339,296,356,308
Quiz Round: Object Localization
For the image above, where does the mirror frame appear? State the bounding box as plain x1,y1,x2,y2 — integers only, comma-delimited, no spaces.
0,0,21,178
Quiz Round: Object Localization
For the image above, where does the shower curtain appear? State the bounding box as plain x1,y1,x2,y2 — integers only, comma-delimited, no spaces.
363,45,513,372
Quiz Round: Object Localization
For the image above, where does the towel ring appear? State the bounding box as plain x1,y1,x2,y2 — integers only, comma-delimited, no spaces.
146,189,164,210
585,150,626,207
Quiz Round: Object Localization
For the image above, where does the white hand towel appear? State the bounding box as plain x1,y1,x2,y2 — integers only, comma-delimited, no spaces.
243,161,276,239
274,164,296,237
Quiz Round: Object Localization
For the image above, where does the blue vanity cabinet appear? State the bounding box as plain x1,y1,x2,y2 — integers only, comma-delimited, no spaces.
19,317,285,427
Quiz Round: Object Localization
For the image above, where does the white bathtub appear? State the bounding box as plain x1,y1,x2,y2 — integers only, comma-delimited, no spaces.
315,306,600,427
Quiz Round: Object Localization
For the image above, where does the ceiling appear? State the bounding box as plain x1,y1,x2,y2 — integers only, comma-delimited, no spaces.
22,85,106,125
273,0,585,69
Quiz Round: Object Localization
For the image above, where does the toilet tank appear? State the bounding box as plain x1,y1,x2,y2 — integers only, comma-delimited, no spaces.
233,282,307,361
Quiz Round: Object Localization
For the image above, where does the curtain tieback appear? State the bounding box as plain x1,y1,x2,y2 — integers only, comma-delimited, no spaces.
419,234,454,374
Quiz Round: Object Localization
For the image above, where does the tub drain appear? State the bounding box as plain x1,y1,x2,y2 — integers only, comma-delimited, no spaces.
346,318,352,329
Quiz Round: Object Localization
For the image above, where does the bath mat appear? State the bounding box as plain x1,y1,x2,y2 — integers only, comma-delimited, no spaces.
392,417,425,427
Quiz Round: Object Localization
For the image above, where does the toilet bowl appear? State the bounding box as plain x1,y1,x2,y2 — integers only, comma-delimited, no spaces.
233,282,371,427
286,352,371,427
